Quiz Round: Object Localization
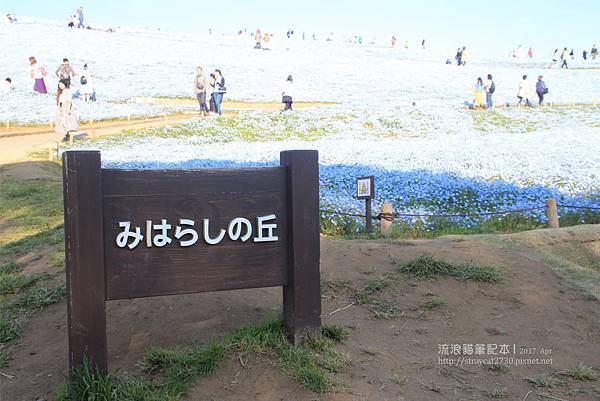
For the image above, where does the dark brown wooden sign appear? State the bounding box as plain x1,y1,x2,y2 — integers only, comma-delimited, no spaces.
62,150,321,373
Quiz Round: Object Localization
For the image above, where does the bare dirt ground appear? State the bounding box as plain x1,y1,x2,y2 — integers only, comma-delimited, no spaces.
2,223,599,401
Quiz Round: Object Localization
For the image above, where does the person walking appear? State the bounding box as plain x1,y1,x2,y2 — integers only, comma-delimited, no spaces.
591,44,598,59
29,56,48,94
560,48,569,68
281,75,294,111
254,28,262,49
213,69,226,115
193,66,209,115
56,58,75,88
55,82,79,142
535,76,548,106
76,6,84,28
208,73,217,112
484,74,495,109
80,63,93,102
455,48,462,65
517,75,532,106
460,47,468,66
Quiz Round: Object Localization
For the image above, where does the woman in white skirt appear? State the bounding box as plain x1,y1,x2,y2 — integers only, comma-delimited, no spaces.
55,82,79,142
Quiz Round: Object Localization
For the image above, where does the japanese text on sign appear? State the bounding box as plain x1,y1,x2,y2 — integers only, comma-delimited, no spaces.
116,214,278,249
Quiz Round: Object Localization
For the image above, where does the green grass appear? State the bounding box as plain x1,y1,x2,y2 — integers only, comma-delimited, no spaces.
0,168,66,367
525,374,562,388
421,295,446,310
565,364,598,381
471,109,538,133
395,255,503,283
58,317,348,400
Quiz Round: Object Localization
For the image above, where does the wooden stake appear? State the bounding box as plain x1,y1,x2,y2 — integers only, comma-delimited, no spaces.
546,198,559,228
365,199,372,233
380,203,393,237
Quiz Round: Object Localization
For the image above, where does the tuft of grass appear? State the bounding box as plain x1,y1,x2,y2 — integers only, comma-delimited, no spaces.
420,295,446,310
60,316,348,399
487,388,509,398
56,358,121,401
321,325,347,342
357,274,395,302
525,374,562,387
395,255,503,283
487,364,509,373
565,364,598,381
395,255,455,279
455,261,503,283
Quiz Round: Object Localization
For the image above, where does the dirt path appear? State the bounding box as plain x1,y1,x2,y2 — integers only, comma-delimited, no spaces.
3,225,599,401
0,100,336,164
0,113,202,164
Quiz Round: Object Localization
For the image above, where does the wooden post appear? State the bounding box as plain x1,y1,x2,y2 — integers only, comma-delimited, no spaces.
48,147,54,161
5,121,9,130
280,150,321,345
546,198,559,229
62,151,107,373
365,199,372,233
380,203,393,237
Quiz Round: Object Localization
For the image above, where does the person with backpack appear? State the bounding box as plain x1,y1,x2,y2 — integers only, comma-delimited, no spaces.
484,74,495,109
193,66,209,116
56,58,76,88
535,76,548,106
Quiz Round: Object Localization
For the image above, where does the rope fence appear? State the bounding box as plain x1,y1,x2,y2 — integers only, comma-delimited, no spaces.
320,204,599,221
320,200,600,235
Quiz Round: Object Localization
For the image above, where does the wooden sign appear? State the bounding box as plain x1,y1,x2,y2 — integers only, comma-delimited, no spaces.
356,176,375,232
62,150,321,373
356,176,374,199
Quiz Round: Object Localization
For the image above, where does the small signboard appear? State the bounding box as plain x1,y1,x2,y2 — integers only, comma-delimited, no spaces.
62,150,321,373
356,176,374,199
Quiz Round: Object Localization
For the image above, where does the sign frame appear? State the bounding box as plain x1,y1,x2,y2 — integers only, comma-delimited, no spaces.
356,175,375,200
62,150,321,373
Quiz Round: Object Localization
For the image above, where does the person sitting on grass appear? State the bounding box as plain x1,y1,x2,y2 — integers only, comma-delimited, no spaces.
1,78,15,93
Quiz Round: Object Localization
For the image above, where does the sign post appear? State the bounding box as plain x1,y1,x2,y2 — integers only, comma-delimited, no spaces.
62,150,321,373
356,176,375,233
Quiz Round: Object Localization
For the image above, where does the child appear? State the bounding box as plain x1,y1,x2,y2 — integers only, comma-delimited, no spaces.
1,78,15,93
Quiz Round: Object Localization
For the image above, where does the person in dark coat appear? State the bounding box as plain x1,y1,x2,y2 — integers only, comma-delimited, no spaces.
535,76,548,106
